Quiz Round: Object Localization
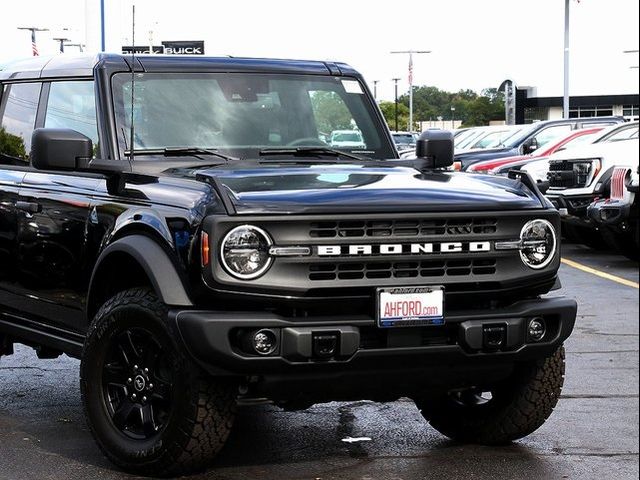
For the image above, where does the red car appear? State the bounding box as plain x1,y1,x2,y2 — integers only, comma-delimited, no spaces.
466,127,604,173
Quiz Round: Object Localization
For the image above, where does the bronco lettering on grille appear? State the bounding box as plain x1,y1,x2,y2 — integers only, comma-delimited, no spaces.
317,242,491,256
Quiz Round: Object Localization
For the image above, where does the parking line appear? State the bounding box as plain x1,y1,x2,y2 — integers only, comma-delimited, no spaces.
561,258,639,289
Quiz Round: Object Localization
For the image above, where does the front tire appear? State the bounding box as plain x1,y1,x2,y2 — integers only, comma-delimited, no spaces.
80,288,236,476
415,346,565,444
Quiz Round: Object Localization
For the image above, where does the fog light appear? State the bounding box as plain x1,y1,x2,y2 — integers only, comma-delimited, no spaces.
252,329,278,355
528,318,546,342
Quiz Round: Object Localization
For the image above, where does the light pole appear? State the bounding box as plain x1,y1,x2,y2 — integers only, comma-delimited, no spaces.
65,43,85,52
373,80,379,100
390,50,431,131
624,49,639,69
450,106,456,130
53,37,70,53
392,78,400,131
563,0,570,119
18,27,49,56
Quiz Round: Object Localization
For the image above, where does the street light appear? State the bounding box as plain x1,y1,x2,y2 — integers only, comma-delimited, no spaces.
392,78,401,131
53,37,70,53
390,50,431,131
373,80,379,100
18,27,49,56
64,42,85,52
450,106,456,130
563,0,570,119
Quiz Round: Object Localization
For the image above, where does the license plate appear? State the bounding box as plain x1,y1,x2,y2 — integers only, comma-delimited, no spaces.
377,286,445,328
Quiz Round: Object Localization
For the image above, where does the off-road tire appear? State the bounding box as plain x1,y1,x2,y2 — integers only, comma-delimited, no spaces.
80,288,236,476
415,346,565,445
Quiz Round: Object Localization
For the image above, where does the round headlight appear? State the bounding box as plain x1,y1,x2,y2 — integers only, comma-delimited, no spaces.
221,225,273,279
519,219,557,270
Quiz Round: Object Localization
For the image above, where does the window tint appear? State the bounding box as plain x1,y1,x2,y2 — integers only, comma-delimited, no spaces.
45,81,98,153
0,82,41,163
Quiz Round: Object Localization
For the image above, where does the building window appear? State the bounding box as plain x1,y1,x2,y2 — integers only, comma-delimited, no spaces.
524,107,548,123
569,105,613,118
622,105,639,120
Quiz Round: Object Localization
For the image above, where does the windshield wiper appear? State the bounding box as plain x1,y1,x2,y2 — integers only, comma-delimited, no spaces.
126,147,239,163
259,147,368,162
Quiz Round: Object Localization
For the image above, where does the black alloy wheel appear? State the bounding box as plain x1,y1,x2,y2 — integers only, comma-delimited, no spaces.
102,327,174,440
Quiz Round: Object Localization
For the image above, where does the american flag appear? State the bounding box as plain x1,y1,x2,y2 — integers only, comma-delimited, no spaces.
31,31,38,56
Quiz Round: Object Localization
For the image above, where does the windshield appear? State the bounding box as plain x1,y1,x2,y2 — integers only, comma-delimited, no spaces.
112,73,396,160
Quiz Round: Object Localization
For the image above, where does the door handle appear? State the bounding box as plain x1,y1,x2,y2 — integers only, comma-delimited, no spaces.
15,201,42,214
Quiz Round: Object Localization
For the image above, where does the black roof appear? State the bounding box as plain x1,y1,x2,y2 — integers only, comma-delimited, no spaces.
0,53,359,81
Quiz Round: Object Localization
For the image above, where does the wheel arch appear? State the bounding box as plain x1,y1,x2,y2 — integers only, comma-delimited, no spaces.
87,234,193,321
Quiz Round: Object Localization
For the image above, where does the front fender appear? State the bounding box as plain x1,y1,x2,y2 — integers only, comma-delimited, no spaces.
88,234,193,310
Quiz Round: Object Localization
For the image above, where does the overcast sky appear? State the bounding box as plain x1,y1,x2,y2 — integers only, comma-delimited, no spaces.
1,0,638,101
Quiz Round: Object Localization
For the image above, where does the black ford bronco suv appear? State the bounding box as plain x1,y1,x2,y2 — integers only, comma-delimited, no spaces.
0,54,576,475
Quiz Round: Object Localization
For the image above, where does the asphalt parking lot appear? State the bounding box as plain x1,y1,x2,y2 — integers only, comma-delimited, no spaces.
0,242,638,480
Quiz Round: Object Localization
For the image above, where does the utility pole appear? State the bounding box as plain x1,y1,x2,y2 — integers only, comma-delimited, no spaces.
390,50,430,131
392,78,400,131
373,80,379,100
563,0,570,119
53,37,70,53
18,27,49,56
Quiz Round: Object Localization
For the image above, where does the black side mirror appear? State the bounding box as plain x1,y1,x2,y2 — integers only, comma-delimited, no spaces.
522,138,538,155
415,130,454,168
31,128,93,171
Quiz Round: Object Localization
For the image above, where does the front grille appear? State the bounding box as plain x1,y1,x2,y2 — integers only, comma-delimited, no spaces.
309,217,497,239
309,258,497,281
548,160,595,188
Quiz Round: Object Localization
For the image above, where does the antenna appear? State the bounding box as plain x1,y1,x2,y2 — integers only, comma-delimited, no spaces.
128,4,136,167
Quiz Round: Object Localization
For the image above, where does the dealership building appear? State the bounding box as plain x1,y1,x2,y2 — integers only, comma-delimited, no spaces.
516,88,639,123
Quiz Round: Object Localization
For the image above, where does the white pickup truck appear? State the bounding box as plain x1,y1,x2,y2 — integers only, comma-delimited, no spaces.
544,121,639,248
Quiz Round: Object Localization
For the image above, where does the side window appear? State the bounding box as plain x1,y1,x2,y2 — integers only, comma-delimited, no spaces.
45,81,98,155
0,82,41,163
532,124,572,149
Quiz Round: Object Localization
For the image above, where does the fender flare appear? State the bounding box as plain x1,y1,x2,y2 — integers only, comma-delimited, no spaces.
88,234,193,311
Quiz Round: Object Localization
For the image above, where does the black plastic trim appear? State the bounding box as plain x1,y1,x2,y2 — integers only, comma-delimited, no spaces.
89,235,193,310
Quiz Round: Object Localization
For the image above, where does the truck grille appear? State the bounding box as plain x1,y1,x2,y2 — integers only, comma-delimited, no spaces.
309,217,498,238
548,160,597,188
309,258,497,281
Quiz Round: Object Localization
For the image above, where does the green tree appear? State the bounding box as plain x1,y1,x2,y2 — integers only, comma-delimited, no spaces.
0,127,26,159
309,91,354,134
379,101,410,131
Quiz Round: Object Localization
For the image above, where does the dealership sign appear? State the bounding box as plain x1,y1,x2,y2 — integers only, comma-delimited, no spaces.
122,41,205,55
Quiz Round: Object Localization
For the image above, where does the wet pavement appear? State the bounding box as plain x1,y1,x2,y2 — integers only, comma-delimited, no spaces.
0,243,638,480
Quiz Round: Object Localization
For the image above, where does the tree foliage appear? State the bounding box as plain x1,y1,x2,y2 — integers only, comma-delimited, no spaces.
0,127,26,159
310,91,354,134
379,86,505,130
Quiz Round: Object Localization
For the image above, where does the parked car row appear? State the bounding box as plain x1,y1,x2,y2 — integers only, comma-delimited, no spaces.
397,119,638,259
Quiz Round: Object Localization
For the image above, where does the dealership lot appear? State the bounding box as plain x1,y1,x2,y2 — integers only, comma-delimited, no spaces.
0,243,637,480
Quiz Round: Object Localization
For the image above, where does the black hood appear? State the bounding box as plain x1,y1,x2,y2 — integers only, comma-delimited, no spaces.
191,164,545,214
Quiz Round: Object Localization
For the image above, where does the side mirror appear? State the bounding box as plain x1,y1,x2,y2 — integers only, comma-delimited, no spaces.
31,128,93,171
415,130,454,168
522,138,538,155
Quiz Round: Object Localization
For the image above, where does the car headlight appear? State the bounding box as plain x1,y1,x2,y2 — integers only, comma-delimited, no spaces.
519,219,557,269
221,225,273,279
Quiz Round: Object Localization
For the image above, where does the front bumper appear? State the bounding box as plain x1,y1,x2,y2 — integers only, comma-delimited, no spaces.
547,192,597,223
171,296,576,386
587,198,631,227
